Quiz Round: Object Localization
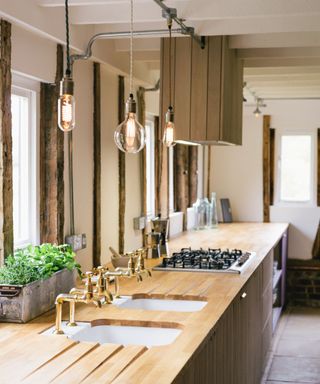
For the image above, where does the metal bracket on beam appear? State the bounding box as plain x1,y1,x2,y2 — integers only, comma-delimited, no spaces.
153,0,205,49
162,7,177,22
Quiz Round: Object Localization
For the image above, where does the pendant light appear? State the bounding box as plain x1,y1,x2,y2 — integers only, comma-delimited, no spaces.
58,0,75,132
114,0,145,154
163,19,176,147
253,98,262,118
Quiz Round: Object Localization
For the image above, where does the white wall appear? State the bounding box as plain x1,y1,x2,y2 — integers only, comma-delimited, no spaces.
210,114,264,222
210,100,320,260
65,60,94,272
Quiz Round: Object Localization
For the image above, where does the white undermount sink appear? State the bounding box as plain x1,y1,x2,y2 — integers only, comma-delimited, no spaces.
43,321,182,347
113,296,207,312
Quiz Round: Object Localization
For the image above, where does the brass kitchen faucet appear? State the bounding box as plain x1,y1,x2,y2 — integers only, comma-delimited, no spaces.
54,248,151,334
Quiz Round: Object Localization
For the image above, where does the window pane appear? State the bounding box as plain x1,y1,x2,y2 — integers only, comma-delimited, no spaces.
12,93,31,246
280,135,311,202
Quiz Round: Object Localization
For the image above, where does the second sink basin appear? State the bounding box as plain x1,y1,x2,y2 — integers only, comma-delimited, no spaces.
113,296,207,312
43,321,182,348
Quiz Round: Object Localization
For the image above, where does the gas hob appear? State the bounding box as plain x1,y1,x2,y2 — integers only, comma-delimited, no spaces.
153,247,255,274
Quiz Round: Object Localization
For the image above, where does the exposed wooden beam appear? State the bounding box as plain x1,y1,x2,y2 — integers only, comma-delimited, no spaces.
40,44,64,244
93,62,101,267
263,115,271,223
118,76,125,254
0,19,13,261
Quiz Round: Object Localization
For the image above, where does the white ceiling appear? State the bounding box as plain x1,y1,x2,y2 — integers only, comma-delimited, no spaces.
3,0,320,98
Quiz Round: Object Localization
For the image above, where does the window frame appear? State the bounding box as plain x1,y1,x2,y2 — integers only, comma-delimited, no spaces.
274,129,317,207
12,75,39,249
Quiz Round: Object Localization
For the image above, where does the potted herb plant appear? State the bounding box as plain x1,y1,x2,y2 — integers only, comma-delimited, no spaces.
0,243,81,323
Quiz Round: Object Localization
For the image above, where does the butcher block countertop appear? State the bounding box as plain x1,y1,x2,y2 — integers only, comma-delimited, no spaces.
0,222,288,384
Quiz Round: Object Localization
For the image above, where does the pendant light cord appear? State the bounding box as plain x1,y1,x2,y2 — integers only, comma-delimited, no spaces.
168,22,172,108
65,0,71,76
130,0,134,94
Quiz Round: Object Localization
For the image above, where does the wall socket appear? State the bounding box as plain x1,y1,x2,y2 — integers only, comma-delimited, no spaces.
133,216,146,230
65,233,87,252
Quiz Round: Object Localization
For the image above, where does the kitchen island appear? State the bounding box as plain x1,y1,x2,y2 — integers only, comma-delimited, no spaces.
0,222,288,384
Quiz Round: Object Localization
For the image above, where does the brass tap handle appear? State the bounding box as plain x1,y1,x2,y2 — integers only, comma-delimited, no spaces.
85,271,94,298
127,252,136,275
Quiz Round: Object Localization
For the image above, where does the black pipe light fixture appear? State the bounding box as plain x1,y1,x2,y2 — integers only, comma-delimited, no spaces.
114,0,145,154
58,0,75,132
162,17,176,147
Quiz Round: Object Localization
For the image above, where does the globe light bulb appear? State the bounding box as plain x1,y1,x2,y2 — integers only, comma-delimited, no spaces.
163,106,176,147
114,94,145,153
58,76,75,132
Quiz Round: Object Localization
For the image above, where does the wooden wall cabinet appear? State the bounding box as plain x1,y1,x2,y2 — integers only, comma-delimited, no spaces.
160,36,243,145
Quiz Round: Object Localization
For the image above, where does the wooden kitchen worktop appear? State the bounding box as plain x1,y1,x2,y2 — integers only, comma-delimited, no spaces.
0,223,288,384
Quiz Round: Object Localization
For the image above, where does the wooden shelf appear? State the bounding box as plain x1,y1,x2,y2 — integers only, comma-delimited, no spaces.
273,269,282,289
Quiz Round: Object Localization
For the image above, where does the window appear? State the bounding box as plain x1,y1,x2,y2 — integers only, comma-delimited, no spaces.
12,84,38,248
275,132,316,205
145,118,155,217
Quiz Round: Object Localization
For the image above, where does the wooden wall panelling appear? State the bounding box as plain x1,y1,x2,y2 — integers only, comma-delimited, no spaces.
188,145,198,206
318,128,320,206
40,44,64,245
263,115,271,222
118,76,125,254
0,19,13,261
220,37,236,144
206,36,222,142
174,144,189,230
159,38,174,217
232,51,243,145
190,38,208,142
174,37,192,141
93,63,101,267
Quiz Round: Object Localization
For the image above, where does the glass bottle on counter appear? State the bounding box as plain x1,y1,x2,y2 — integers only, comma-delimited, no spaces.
193,198,210,230
209,192,218,228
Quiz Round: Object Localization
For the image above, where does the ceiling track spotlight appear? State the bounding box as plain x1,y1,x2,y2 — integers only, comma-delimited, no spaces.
253,98,263,118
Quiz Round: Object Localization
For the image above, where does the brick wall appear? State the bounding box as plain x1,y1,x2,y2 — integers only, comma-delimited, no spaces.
287,260,320,307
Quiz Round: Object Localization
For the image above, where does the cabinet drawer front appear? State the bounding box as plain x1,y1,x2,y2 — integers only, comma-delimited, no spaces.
262,250,273,294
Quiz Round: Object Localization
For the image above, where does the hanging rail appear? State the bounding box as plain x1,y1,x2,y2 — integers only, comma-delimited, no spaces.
70,28,182,68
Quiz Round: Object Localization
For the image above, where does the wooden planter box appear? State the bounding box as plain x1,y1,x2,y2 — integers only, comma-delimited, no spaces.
0,268,77,323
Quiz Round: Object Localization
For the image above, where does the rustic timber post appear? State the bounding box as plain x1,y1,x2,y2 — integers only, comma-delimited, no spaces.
188,145,198,206
154,116,160,215
174,144,189,230
137,86,146,245
40,44,64,244
118,76,125,254
262,115,271,222
0,19,13,262
318,128,320,207
93,63,101,267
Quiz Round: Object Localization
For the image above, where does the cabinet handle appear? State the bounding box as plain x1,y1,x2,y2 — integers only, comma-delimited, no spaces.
241,292,247,299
